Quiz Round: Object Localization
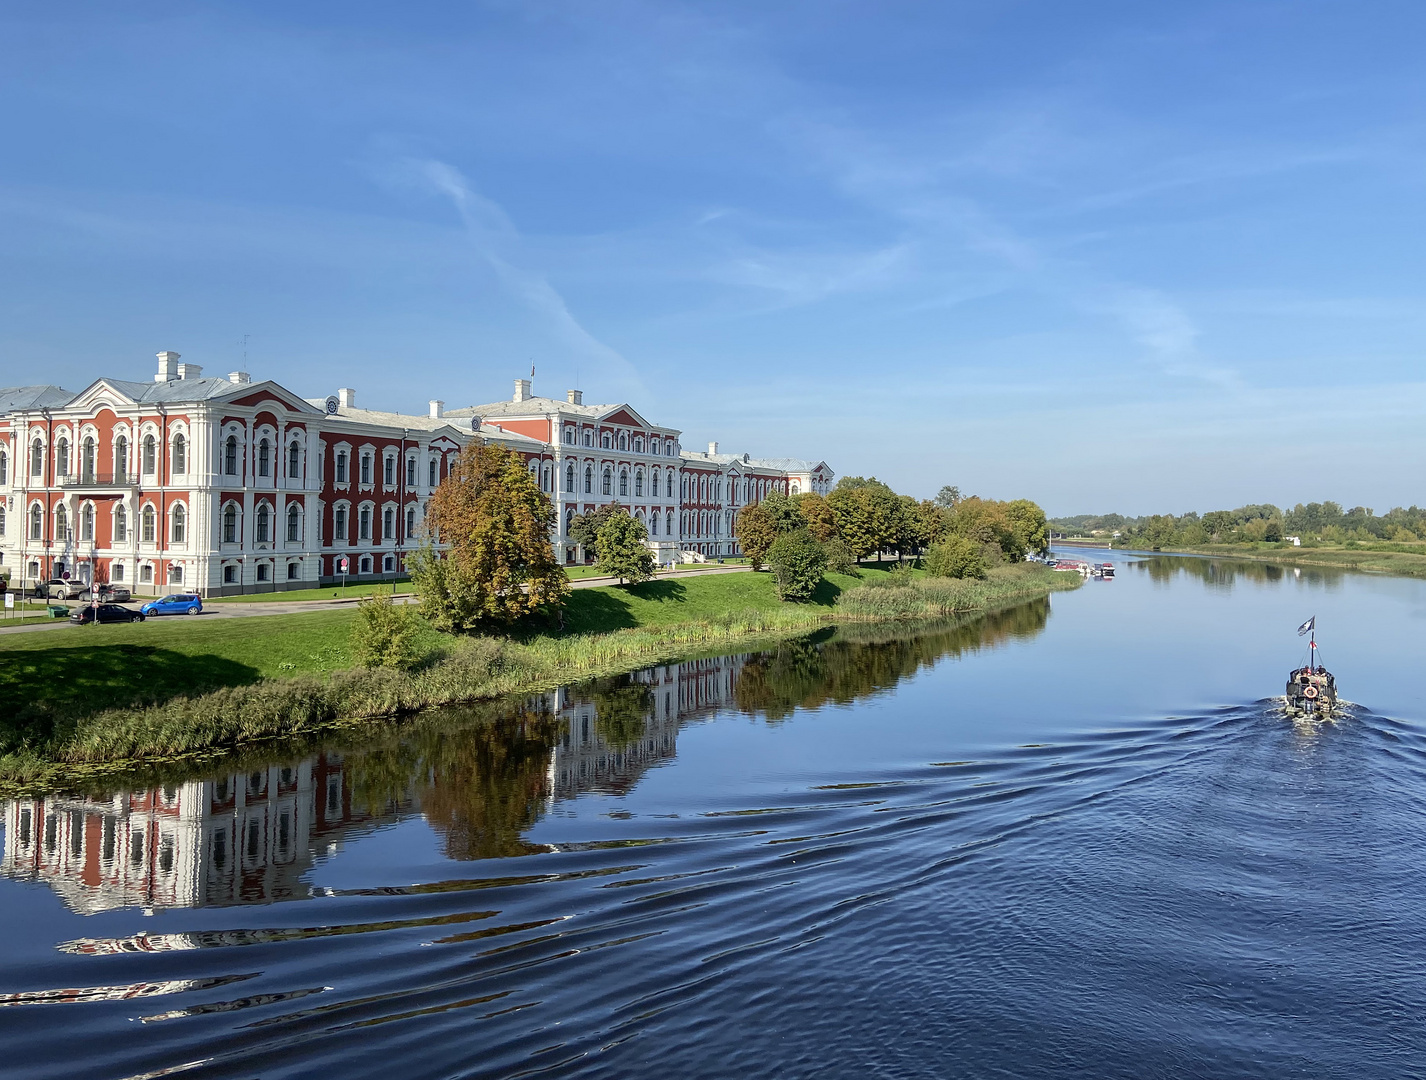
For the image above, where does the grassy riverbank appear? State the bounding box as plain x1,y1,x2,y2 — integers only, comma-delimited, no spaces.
0,563,1078,792
1155,542,1426,578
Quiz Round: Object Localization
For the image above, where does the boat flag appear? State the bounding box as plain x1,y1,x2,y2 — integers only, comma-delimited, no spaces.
1297,616,1315,637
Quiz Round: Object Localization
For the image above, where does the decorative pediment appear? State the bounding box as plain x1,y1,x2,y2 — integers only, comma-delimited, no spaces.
598,405,652,429
67,379,138,411
223,383,324,414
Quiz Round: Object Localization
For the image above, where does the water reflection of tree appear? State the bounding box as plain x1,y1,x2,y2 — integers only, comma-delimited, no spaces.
341,703,564,860
733,598,1051,721
1131,556,1344,591
591,682,655,749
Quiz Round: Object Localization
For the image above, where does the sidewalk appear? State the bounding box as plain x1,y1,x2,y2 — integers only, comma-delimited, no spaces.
0,563,753,637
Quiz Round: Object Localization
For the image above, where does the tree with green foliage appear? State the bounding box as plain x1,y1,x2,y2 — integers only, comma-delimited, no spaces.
828,476,898,561
924,535,987,579
935,485,963,508
759,489,806,534
795,491,839,542
568,502,625,551
352,592,425,668
411,439,570,631
915,500,950,549
821,537,859,575
766,527,828,601
1005,499,1050,558
596,510,655,584
947,496,1024,561
734,501,780,570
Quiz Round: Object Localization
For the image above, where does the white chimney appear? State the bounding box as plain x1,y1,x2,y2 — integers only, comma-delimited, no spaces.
228,371,251,385
708,441,719,455
338,387,356,409
155,351,180,382
176,363,203,380
514,378,532,402
429,399,444,418
567,389,583,405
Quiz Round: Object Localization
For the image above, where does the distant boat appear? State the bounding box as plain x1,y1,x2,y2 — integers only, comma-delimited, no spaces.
1285,616,1337,717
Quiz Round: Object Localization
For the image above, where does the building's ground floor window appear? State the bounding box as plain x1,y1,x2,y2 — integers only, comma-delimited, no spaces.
28,561,39,580
168,564,183,584
140,564,153,584
288,562,300,580
383,554,395,572
111,564,125,582
257,563,270,582
360,556,372,574
223,565,238,584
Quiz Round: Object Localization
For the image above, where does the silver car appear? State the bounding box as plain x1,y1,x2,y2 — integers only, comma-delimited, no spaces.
38,578,88,600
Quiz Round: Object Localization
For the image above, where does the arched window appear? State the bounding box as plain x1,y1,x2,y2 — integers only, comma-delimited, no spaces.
222,504,237,544
542,465,552,492
257,438,271,478
650,513,658,536
114,505,127,543
618,433,627,451
619,469,628,497
634,470,643,497
566,463,575,492
56,437,70,477
30,439,43,478
666,510,673,536
29,503,42,540
0,448,7,485
55,504,69,540
80,437,95,482
255,503,270,543
602,469,612,496
114,435,129,484
171,505,186,544
80,504,94,541
601,432,611,449
565,508,574,534
172,434,186,475
287,504,301,542
289,441,301,479
585,465,593,494
334,505,348,541
406,505,416,536
141,505,156,543
635,436,644,453
224,435,238,476
142,435,156,475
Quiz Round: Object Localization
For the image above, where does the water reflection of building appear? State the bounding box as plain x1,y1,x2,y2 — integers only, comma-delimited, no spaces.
1,754,403,914
542,654,747,801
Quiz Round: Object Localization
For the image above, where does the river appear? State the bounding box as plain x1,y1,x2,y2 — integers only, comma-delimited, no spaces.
3,551,1425,1079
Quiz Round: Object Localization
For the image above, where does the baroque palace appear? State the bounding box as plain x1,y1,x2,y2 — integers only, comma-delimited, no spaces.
0,352,833,596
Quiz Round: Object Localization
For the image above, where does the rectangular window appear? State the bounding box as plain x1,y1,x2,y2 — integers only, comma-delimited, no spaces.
406,458,416,486
140,564,153,583
360,455,371,484
257,563,269,582
288,562,300,580
334,507,347,540
336,451,348,483
384,457,395,486
223,565,237,584
429,459,437,487
359,508,371,540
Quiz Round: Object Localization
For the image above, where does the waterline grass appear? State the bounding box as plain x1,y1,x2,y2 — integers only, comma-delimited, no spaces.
1157,543,1426,578
0,564,1077,793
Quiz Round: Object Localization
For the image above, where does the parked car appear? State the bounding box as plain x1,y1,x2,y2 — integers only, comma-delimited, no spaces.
94,585,132,603
70,603,146,625
140,593,204,617
36,578,89,600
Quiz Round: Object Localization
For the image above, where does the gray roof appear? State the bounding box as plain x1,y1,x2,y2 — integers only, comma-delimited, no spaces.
679,450,827,474
0,385,77,415
303,401,548,448
92,377,259,404
447,394,678,433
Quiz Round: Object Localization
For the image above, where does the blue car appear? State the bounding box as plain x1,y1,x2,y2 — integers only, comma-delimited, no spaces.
140,593,204,617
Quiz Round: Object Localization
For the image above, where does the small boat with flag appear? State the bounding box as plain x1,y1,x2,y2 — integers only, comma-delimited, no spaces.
1285,616,1337,717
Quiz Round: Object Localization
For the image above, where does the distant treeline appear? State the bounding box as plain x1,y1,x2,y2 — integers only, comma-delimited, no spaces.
1051,502,1426,549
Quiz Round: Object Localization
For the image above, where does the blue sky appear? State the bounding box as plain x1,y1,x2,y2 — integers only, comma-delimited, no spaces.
3,1,1425,515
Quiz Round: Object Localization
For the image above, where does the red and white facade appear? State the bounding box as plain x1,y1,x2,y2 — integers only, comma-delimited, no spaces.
0,356,833,595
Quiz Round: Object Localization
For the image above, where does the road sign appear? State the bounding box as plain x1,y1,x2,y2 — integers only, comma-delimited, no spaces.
338,556,350,574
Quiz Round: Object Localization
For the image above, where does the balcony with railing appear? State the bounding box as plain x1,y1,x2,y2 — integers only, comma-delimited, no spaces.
57,470,138,490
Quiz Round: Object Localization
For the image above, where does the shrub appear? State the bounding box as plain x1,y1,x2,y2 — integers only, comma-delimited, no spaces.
766,528,827,601
352,593,425,670
924,536,987,579
822,537,859,576
596,511,655,585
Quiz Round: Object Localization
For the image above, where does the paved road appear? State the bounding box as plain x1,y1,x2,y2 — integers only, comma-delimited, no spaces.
0,564,754,637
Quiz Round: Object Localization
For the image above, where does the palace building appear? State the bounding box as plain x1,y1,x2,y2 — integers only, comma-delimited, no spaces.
0,353,833,596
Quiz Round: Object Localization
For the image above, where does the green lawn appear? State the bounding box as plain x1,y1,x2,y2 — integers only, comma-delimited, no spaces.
0,565,920,724
206,579,409,603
